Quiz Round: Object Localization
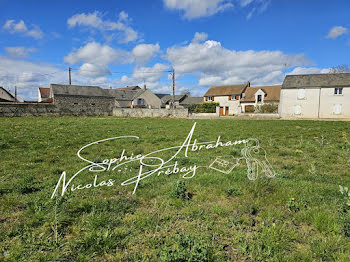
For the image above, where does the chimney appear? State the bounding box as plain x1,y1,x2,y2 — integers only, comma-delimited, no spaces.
144,84,146,90
247,81,250,87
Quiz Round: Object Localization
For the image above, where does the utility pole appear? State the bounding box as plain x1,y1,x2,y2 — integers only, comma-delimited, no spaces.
172,68,175,108
69,67,72,85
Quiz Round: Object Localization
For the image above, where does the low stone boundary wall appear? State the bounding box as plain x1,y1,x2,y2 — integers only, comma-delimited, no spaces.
190,112,218,119
0,103,111,117
113,108,188,118
0,103,188,118
233,113,280,119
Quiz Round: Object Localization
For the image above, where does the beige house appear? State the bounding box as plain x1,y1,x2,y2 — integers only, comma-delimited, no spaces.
240,85,281,113
279,73,350,119
204,82,250,116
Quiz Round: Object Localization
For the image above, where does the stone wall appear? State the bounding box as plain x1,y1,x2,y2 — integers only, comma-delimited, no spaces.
113,108,188,118
0,103,60,117
0,102,188,118
54,95,114,116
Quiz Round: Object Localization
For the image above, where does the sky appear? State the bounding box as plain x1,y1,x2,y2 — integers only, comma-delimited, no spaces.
0,0,349,100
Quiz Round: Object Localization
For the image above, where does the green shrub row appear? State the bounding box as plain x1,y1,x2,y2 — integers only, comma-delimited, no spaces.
186,102,219,113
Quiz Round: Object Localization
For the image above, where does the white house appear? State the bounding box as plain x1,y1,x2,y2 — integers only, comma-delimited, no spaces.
240,85,281,113
203,82,250,116
279,73,350,119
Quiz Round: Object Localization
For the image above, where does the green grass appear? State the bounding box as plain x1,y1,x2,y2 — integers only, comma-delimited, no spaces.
1,117,350,261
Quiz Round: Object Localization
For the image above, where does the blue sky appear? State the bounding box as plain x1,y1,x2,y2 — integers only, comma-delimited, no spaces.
0,0,349,100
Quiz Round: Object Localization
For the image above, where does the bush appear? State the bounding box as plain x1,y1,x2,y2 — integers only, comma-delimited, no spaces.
258,103,279,113
244,105,255,113
186,102,219,113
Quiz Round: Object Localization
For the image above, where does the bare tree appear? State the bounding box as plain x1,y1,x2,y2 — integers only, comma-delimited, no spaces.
329,64,350,73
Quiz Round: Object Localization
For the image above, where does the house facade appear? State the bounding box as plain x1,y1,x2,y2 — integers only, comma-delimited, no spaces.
240,85,281,113
203,82,281,115
279,73,350,119
203,82,250,116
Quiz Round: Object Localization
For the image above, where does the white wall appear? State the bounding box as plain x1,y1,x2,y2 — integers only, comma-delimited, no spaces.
279,86,350,119
279,88,320,118
319,87,350,118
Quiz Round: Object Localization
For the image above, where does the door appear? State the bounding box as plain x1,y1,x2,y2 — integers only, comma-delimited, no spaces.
225,106,229,116
220,107,224,116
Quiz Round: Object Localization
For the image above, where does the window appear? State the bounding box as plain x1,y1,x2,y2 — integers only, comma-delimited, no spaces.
208,96,214,101
294,105,302,115
121,94,126,99
257,95,262,102
297,88,306,100
334,88,343,95
137,98,145,105
333,104,342,115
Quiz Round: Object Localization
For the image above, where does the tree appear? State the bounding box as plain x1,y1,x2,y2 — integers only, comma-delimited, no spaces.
329,64,350,73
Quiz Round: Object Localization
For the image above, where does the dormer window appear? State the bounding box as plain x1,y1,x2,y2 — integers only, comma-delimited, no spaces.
334,88,343,95
257,95,262,102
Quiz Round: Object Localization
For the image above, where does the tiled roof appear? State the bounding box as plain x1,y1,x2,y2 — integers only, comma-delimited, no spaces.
117,86,141,90
204,82,250,96
180,96,203,105
241,85,282,102
282,73,350,89
39,87,50,98
51,84,114,98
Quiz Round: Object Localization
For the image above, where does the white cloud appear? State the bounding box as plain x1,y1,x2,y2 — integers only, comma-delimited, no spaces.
5,47,36,58
2,19,43,39
116,63,170,92
0,55,116,100
67,11,138,43
64,42,132,77
132,43,160,65
163,0,233,19
192,32,208,43
165,33,311,87
241,0,271,19
286,67,330,75
326,26,348,39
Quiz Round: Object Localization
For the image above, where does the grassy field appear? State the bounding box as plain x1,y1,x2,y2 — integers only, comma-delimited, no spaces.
1,117,350,261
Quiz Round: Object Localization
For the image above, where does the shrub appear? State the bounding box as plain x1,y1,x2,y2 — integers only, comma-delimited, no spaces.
186,102,219,113
258,103,279,113
244,105,255,113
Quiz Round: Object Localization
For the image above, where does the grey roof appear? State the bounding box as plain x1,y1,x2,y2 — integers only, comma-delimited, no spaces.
107,89,144,100
282,73,350,89
180,96,203,105
155,93,170,99
51,84,114,97
0,87,24,102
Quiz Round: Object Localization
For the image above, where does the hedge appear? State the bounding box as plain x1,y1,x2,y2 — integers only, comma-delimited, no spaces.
186,102,219,113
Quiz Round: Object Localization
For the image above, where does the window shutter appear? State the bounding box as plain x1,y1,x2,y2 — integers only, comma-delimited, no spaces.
235,95,239,100
333,104,342,115
228,96,231,100
297,88,305,99
205,97,208,101
212,96,214,101
294,105,301,115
